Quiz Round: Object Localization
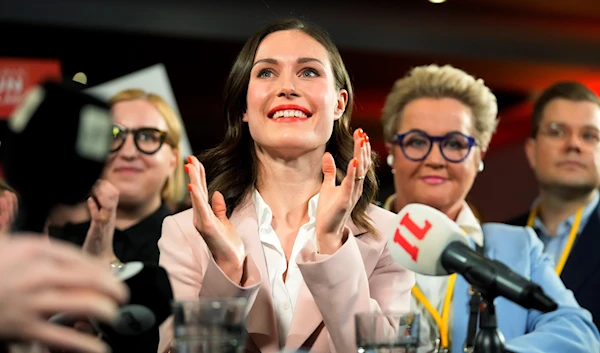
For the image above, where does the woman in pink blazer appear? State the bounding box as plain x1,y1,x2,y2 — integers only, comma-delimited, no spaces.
157,18,415,353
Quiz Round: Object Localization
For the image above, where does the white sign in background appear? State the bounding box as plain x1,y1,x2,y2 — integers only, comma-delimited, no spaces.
85,63,193,160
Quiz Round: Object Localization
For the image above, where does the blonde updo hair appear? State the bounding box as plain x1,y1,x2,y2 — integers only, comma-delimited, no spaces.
109,89,185,204
381,64,499,150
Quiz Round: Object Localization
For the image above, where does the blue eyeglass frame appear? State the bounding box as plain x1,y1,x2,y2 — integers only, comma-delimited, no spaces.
391,129,478,163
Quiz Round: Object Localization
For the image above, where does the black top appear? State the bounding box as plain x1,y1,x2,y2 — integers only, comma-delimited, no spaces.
48,203,171,264
48,203,172,353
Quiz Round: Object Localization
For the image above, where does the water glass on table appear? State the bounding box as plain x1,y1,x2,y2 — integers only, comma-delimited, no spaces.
171,298,249,353
356,312,420,353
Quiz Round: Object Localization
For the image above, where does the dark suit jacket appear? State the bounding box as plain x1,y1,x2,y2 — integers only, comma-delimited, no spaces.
507,205,600,330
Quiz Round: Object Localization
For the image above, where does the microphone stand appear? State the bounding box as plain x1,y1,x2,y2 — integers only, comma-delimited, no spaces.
474,290,506,353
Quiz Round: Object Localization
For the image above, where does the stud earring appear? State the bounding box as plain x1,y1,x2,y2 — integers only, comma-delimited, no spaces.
478,161,485,172
387,155,394,167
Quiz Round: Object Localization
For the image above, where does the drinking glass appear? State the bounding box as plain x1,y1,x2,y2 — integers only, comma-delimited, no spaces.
356,312,420,353
171,298,249,353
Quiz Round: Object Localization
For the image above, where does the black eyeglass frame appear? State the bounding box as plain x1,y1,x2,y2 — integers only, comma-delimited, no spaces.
110,124,170,155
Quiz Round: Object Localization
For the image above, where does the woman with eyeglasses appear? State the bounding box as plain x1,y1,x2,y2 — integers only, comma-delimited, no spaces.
46,89,185,353
157,18,414,353
381,64,599,353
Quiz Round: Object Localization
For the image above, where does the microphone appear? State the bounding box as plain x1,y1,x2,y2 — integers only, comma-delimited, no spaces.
49,262,174,338
386,203,558,313
94,262,174,336
0,80,113,233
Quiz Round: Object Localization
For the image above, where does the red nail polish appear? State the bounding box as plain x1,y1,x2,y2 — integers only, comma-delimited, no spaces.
187,184,193,192
361,139,365,147
184,164,190,173
353,159,358,167
187,156,193,164
365,135,370,142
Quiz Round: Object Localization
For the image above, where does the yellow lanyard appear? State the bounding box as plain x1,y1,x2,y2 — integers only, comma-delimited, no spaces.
527,205,584,275
410,228,471,349
412,274,456,349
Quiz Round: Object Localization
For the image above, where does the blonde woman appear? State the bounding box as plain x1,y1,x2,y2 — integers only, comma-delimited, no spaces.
381,64,599,353
47,89,185,353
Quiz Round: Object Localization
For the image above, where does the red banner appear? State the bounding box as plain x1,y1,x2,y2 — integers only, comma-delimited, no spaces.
0,58,62,118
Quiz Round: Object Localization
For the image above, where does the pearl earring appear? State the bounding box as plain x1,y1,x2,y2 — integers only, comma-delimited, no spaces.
387,155,394,167
478,161,485,172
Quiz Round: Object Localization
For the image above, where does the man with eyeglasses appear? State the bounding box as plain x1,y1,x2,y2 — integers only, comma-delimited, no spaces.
507,81,600,330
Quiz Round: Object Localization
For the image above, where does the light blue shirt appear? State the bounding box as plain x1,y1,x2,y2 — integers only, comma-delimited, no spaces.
531,192,599,265
451,223,600,353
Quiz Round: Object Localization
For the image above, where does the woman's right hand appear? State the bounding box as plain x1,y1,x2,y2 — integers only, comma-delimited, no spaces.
185,156,246,284
81,180,119,264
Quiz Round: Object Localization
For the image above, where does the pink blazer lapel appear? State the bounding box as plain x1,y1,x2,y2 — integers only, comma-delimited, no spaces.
284,220,380,352
285,271,322,351
230,200,280,352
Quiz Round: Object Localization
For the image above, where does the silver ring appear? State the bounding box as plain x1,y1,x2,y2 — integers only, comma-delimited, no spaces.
355,176,365,181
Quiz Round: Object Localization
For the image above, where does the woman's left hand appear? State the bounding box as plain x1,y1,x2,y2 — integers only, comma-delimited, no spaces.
315,128,370,254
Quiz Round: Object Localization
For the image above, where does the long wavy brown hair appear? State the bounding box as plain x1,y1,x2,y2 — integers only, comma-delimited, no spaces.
200,18,379,235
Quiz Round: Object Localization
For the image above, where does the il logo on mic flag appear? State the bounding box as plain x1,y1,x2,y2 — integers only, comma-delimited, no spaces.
393,212,432,262
386,203,469,276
